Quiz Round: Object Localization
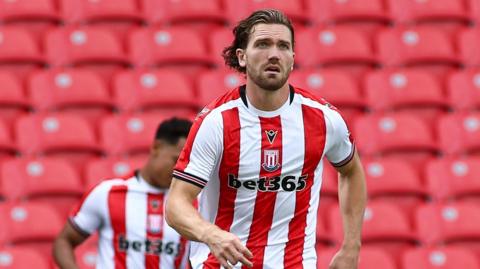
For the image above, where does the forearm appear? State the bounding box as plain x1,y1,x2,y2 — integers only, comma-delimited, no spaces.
53,237,80,269
338,167,367,249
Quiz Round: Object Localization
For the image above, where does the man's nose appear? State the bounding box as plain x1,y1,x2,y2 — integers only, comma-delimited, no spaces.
268,46,281,61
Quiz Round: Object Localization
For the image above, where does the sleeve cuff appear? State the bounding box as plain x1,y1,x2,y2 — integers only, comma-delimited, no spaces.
330,144,356,168
68,217,91,238
173,170,208,188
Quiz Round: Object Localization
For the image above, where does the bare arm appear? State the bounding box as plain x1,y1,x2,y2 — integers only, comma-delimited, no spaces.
53,221,89,269
329,151,367,269
165,178,252,269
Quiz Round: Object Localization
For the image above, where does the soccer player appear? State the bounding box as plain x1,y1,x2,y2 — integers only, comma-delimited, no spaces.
53,118,192,269
165,9,367,269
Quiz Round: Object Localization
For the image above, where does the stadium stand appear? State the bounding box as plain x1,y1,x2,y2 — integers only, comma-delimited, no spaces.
447,69,480,111
0,72,30,126
437,112,480,156
84,156,146,189
0,246,51,269
401,246,480,269
317,246,397,269
197,68,245,107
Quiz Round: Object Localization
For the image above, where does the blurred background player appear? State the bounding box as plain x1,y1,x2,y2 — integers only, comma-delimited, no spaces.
53,117,192,269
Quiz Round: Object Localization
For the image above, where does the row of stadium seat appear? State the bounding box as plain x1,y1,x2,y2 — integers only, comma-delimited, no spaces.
2,244,479,269
3,25,480,73
0,112,478,159
1,0,480,27
3,67,479,120
1,200,480,268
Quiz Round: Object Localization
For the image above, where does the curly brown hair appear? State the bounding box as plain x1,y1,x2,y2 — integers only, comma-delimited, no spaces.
222,9,295,73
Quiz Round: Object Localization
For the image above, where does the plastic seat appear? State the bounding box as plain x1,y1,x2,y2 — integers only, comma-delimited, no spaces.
306,0,389,25
376,26,459,71
426,157,480,202
0,246,51,269
289,69,364,110
296,26,377,69
317,247,397,269
208,28,234,67
1,157,83,217
0,119,17,159
224,0,308,26
59,0,142,24
15,114,102,171
471,0,480,24
197,69,245,107
387,0,470,24
142,0,226,25
458,28,480,67
447,69,480,111
75,244,98,269
113,69,197,114
437,112,480,156
0,0,58,22
45,26,129,82
28,69,113,124
415,202,480,258
402,246,480,269
330,201,417,258
363,158,427,215
0,201,63,257
100,113,167,156
354,113,438,158
365,69,448,122
84,156,146,189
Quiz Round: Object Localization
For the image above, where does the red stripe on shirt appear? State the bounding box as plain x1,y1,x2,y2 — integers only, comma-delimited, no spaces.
283,105,326,268
108,185,128,269
145,193,165,269
242,116,283,269
175,88,241,172
203,107,241,268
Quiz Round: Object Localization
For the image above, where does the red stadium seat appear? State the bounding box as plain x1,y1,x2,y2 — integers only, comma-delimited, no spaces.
0,0,58,22
306,0,390,25
447,69,480,111
0,72,29,123
0,246,51,269
208,28,234,67
0,26,45,79
28,69,113,125
100,113,167,156
45,26,129,82
363,158,427,215
197,69,245,107
142,0,226,25
296,26,376,68
437,112,480,156
470,0,480,23
365,69,448,123
415,202,480,258
354,113,438,160
387,0,470,24
113,69,198,115
0,201,63,257
317,247,397,269
0,119,16,159
224,0,308,26
315,204,333,246
59,0,142,24
376,26,459,77
1,157,83,217
15,114,102,170
330,201,417,258
426,157,480,202
402,246,480,269
458,28,480,67
75,244,98,269
84,156,146,189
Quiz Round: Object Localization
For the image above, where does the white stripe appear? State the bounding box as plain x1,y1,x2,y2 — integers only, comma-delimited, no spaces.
97,184,116,269
229,109,261,245
302,162,325,267
126,178,147,268
263,103,306,268
161,208,181,269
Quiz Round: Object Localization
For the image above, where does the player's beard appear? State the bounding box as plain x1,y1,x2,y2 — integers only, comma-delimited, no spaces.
246,63,291,92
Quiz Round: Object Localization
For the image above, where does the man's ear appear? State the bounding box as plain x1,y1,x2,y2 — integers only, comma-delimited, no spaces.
236,48,246,68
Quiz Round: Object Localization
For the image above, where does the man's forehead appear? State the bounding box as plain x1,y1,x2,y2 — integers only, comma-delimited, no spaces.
250,23,292,42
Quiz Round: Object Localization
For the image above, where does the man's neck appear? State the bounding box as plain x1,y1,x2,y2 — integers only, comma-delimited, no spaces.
139,166,166,189
245,81,290,111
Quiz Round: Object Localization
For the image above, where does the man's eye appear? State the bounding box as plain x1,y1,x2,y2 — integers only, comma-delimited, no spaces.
257,42,268,48
279,43,290,49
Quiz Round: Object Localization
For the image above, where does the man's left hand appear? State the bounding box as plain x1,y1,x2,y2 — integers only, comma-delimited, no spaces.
328,246,360,269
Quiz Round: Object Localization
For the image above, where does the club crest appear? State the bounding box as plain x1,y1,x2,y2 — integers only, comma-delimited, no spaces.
262,149,281,172
147,214,162,234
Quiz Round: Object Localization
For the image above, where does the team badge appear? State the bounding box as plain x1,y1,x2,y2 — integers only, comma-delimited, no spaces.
147,214,162,234
262,149,281,172
265,130,278,144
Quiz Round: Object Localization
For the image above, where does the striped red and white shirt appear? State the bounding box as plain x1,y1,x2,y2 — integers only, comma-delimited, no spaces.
70,171,189,269
173,85,355,269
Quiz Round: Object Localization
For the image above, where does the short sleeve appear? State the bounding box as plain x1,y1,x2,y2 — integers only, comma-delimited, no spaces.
173,112,223,188
324,108,355,167
69,183,108,236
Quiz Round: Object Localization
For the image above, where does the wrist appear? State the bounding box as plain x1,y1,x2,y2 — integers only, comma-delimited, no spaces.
341,241,361,251
199,223,219,243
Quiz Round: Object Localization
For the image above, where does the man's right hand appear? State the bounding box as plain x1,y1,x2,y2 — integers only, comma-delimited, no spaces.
202,226,253,269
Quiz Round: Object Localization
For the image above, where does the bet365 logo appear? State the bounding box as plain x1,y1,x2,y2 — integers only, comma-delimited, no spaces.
228,174,308,192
